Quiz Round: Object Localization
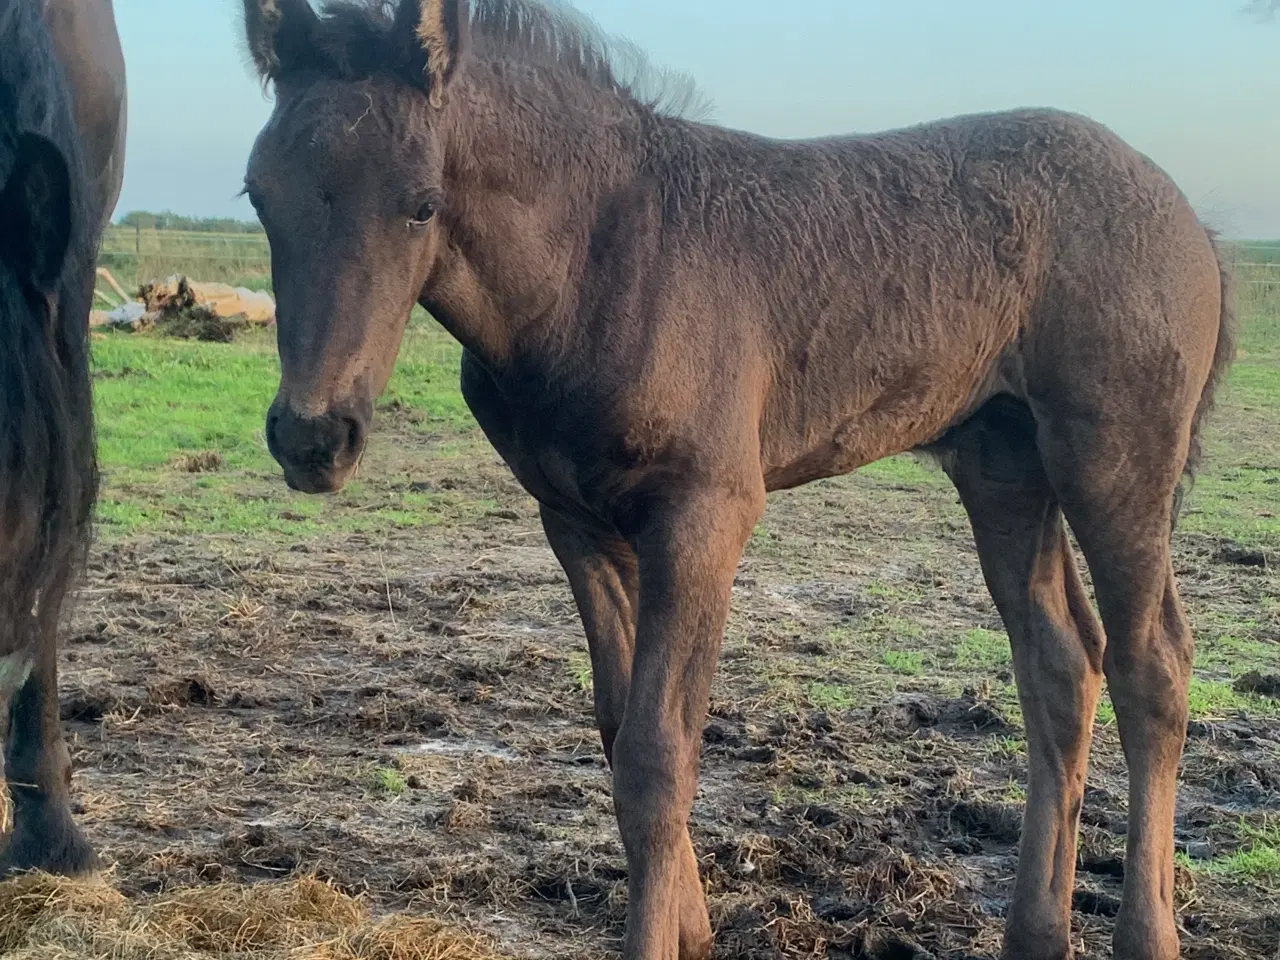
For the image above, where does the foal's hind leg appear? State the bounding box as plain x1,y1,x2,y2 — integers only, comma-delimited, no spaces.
940,401,1105,960
1,596,98,877
1039,423,1192,960
541,507,713,960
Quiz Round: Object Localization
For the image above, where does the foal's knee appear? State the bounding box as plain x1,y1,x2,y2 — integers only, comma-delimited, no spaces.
612,731,692,829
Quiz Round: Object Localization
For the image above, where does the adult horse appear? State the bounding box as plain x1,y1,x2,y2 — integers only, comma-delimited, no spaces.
42,0,127,232
240,2,1235,958
0,0,99,877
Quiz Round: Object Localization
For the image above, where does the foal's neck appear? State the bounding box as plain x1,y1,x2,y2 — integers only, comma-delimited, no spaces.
428,61,652,370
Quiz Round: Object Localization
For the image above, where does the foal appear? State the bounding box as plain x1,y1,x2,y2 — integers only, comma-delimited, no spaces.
241,2,1233,958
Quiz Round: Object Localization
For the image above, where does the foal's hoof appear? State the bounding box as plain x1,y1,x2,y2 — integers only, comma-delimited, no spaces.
0,800,99,879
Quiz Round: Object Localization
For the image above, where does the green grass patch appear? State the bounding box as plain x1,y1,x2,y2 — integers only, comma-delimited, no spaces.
567,652,593,693
1094,696,1116,726
1186,677,1280,719
1177,298,1280,547
859,453,948,489
1094,679,1279,727
954,628,1011,670
881,650,924,675
91,323,475,538
1183,818,1280,888
369,766,407,796
806,682,858,712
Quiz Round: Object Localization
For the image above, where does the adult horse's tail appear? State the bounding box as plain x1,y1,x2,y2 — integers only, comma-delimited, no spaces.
1173,229,1238,530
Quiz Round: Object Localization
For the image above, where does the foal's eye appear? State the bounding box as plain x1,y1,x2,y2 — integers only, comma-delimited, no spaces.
408,201,435,227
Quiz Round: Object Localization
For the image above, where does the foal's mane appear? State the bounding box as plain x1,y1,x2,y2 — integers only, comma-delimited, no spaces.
309,0,711,118
303,0,711,119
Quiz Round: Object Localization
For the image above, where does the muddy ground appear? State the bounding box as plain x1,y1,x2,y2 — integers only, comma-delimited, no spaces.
59,420,1280,960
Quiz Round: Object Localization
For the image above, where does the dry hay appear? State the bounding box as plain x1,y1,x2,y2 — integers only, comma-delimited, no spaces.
172,450,225,474
0,873,502,960
137,276,270,342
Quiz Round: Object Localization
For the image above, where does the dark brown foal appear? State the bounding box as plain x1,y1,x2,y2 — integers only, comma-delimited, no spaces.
239,2,1234,957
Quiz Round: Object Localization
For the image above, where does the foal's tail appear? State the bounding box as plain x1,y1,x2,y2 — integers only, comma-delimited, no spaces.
1173,228,1238,531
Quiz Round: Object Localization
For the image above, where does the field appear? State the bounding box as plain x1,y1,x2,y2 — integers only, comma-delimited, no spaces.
6,254,1280,958
97,226,272,290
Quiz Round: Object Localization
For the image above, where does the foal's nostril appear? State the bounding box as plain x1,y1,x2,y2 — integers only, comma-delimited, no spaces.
342,416,365,457
266,411,282,453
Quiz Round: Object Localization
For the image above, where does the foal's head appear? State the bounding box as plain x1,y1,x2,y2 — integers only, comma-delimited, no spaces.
243,0,467,493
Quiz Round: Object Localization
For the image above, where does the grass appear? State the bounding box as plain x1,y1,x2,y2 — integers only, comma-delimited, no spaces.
567,652,593,693
954,629,1011,670
89,240,1280,548
91,319,473,538
1176,276,1280,547
1182,818,1280,889
369,767,408,797
1186,677,1280,719
882,650,925,675
806,682,858,712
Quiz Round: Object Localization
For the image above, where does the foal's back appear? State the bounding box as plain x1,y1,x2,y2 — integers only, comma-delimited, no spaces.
640,108,1220,483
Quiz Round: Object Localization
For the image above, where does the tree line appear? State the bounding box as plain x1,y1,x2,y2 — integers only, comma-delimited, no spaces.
115,211,265,234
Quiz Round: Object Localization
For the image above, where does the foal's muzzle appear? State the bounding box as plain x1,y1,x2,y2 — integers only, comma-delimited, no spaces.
266,398,370,494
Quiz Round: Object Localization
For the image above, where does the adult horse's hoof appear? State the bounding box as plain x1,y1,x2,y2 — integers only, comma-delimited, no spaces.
0,798,99,879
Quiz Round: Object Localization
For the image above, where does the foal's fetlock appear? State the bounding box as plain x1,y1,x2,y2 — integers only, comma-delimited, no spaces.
1001,920,1072,960
678,925,713,960
677,874,713,960
1113,909,1179,960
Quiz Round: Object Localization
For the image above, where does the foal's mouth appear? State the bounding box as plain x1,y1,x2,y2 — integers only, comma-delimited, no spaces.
280,459,359,495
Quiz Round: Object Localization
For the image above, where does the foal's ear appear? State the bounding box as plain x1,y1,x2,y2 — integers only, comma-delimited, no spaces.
395,0,470,107
242,0,320,81
0,133,73,294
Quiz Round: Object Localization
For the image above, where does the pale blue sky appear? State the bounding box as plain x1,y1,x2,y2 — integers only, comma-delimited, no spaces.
117,0,1279,236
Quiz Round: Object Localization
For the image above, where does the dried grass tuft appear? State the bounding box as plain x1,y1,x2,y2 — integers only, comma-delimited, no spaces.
0,873,502,960
0,872,129,954
316,915,498,960
172,450,224,473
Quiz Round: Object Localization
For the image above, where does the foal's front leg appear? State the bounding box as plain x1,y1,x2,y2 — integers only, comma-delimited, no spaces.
541,506,712,959
611,491,761,960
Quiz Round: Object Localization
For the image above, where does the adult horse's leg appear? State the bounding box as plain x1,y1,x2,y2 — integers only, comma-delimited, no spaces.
939,400,1105,960
1,590,98,877
540,506,713,959
611,489,761,960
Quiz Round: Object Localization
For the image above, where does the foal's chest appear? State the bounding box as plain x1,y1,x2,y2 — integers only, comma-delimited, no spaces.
459,353,622,524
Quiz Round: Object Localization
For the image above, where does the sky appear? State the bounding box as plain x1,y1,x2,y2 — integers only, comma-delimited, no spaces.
115,0,1280,237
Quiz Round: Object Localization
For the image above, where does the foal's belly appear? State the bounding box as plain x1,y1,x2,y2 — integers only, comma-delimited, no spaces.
761,354,1010,492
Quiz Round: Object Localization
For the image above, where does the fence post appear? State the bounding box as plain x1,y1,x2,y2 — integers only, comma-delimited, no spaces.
135,220,142,287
